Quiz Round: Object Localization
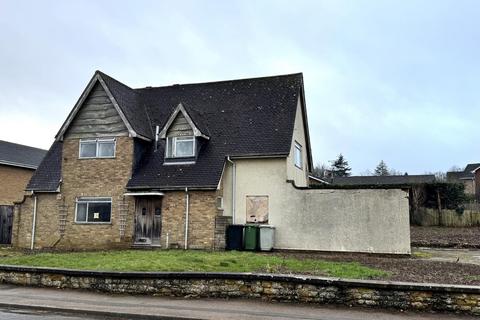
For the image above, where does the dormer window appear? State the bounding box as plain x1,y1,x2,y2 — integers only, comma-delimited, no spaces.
159,102,210,163
166,136,195,158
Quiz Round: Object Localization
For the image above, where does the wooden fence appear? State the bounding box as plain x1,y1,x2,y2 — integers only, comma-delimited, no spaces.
0,205,13,244
411,205,480,227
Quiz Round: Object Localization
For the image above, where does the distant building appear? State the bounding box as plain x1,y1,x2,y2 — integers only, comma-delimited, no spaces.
447,163,480,199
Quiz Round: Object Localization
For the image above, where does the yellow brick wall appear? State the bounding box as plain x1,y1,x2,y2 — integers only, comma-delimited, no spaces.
14,136,224,250
161,191,220,250
0,164,35,205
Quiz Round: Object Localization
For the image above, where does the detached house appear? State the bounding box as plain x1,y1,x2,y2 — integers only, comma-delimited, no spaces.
13,71,311,250
13,71,411,254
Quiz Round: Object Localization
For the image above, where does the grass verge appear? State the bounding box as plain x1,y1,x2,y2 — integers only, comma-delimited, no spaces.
0,250,388,280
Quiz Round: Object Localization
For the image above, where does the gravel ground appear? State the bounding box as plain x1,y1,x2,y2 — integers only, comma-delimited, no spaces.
273,251,480,286
411,226,480,248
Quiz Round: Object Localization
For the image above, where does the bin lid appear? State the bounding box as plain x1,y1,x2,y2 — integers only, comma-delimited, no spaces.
259,224,275,228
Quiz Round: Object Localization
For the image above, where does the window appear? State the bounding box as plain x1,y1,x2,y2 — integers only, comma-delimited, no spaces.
294,142,302,169
166,136,195,158
216,196,224,210
75,197,112,223
79,138,115,158
246,196,269,223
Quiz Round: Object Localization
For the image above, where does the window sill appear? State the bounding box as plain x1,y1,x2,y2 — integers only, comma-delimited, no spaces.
74,222,112,225
78,157,116,160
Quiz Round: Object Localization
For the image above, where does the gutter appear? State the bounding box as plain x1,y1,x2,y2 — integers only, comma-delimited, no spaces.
184,187,189,250
30,193,38,250
226,156,236,224
0,160,38,170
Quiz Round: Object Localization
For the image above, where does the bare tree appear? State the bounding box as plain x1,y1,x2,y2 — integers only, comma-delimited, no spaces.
448,165,462,172
312,163,328,178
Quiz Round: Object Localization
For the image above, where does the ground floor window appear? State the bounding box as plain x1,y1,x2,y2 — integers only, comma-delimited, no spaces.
246,195,269,223
75,197,112,223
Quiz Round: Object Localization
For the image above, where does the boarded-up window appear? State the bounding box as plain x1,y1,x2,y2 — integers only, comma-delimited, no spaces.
246,196,268,223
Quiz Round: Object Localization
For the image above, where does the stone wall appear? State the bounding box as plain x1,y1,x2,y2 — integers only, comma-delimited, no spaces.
0,164,34,205
0,266,478,316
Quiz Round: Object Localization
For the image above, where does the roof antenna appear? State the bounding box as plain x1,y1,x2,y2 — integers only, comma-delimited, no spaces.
155,125,160,151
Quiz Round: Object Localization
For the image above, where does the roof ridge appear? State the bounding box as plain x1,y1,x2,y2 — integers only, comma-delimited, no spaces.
95,70,135,91
133,72,303,91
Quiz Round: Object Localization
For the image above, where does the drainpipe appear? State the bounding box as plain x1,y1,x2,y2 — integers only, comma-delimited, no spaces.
30,193,38,250
226,156,236,224
184,187,189,250
155,125,160,151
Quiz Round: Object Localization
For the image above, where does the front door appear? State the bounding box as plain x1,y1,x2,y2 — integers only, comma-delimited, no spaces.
134,198,162,246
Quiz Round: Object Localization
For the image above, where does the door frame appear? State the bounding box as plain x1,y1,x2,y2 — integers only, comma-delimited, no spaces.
133,196,163,246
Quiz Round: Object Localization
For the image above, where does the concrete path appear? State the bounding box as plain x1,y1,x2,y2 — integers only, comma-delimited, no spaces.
413,247,480,265
0,284,474,320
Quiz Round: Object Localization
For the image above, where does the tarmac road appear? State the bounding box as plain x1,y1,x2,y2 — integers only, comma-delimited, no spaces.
0,284,474,320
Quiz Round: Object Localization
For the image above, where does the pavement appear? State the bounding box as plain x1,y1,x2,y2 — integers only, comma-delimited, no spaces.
413,247,480,265
0,284,475,320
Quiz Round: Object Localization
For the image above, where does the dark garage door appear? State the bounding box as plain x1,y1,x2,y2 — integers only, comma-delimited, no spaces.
0,205,13,244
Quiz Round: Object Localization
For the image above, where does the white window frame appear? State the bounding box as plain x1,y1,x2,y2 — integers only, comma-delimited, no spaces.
216,196,224,210
294,141,303,169
165,136,196,158
79,138,116,159
74,197,112,224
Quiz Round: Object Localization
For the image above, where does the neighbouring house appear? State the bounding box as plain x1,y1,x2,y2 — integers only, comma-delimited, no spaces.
447,163,480,200
0,140,46,245
0,140,46,205
13,71,411,254
329,175,436,186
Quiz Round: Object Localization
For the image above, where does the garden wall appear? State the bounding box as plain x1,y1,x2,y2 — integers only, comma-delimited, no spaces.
223,158,411,254
0,266,479,316
273,187,411,254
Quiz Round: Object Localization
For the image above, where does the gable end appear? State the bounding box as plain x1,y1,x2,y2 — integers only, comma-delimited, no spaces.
64,82,128,139
55,72,147,141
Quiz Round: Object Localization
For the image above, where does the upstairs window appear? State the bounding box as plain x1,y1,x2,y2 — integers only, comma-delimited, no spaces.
75,197,112,223
79,138,115,158
166,136,195,158
294,141,302,169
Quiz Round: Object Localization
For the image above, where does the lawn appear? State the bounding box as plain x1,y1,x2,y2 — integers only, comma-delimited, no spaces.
0,250,387,280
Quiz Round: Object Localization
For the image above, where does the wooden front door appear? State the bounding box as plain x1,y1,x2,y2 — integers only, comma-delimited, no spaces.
0,206,13,245
134,198,162,245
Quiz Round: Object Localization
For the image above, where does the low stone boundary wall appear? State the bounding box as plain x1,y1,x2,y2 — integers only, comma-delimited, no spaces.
0,265,479,316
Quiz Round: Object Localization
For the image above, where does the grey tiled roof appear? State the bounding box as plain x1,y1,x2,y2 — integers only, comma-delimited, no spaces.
330,175,436,186
446,163,480,180
0,140,46,169
27,72,308,191
26,141,62,191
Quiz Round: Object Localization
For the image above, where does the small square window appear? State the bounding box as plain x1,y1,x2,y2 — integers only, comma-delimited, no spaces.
98,140,115,157
79,141,97,158
246,196,269,223
294,142,302,169
166,136,195,158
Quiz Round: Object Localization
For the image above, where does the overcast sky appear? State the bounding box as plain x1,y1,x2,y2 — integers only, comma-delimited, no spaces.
0,1,478,174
